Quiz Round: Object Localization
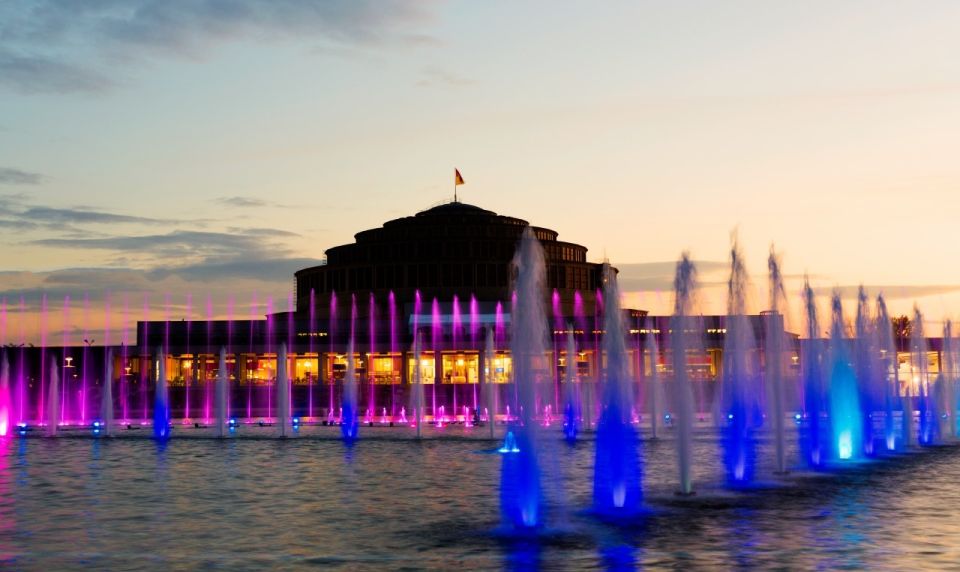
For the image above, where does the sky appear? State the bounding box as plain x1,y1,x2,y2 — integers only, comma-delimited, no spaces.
2,0,960,343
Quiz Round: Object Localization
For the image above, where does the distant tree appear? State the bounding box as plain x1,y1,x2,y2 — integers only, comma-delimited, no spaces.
892,315,912,342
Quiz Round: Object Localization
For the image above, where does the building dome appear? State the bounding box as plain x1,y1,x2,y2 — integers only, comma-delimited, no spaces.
294,202,606,319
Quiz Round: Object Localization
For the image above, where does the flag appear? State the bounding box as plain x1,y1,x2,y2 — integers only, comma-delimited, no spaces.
454,168,465,186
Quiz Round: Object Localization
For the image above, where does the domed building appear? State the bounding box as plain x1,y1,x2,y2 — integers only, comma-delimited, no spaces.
128,200,647,420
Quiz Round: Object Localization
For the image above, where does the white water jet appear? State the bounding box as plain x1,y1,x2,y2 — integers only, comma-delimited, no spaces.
644,325,662,440
47,356,60,437
672,253,697,495
412,332,424,439
277,343,290,437
215,347,228,438
485,328,496,440
0,353,10,437
767,248,787,473
876,295,899,450
562,329,578,441
100,349,114,437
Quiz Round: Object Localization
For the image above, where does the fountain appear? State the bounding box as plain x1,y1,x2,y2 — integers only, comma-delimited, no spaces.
215,348,228,438
643,323,662,440
592,263,643,516
412,332,424,438
0,353,10,437
100,349,114,437
499,227,547,531
672,253,697,495
485,328,497,440
876,295,899,450
719,241,760,486
854,287,880,457
911,307,939,446
800,279,828,468
277,343,291,438
766,247,787,473
828,294,861,461
562,329,578,443
154,347,170,440
342,338,359,443
47,357,59,437
945,322,958,439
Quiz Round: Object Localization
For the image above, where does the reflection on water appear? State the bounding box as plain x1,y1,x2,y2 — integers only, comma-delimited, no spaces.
0,425,959,570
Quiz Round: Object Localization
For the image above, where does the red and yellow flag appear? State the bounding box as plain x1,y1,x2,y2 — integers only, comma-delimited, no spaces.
454,168,465,186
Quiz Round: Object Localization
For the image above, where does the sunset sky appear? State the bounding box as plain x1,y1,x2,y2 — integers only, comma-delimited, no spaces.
2,1,960,343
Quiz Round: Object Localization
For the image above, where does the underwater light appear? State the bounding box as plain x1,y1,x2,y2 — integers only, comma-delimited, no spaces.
498,431,521,454
838,431,853,460
728,413,734,420
17,422,27,435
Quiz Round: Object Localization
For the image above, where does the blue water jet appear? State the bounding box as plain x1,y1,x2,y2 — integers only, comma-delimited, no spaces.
718,241,760,486
153,347,170,441
592,264,643,516
499,227,547,531
828,295,862,461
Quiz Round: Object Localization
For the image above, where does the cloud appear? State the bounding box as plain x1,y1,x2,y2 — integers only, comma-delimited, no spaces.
0,49,116,94
812,284,960,300
215,196,270,208
0,167,43,185
30,229,279,258
616,260,729,292
21,206,171,225
417,67,474,88
0,0,435,94
228,227,300,238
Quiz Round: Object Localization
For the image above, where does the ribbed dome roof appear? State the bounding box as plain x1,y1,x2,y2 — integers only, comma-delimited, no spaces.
414,202,496,217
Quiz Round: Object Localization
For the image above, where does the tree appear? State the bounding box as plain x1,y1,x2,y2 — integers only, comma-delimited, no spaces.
892,315,911,342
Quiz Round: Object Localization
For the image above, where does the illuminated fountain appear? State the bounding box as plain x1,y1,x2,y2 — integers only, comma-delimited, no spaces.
828,294,861,461
100,349,114,437
499,227,547,531
800,279,828,468
411,332,424,438
277,343,291,438
671,253,697,495
561,330,578,443
592,263,643,516
47,357,60,437
911,307,939,446
0,353,10,437
876,295,900,450
854,287,880,457
342,338,359,443
643,325,662,440
944,321,958,439
215,348,228,438
484,328,497,440
154,347,170,440
766,248,787,474
718,240,761,486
